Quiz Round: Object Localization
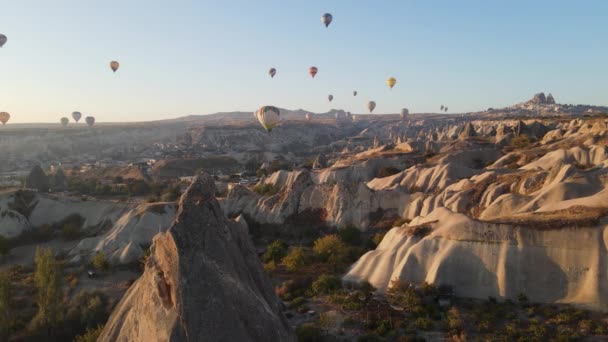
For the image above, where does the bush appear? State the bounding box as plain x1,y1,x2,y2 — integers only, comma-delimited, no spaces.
262,240,288,263
313,235,348,264
338,226,361,245
91,252,109,271
60,291,111,339
74,325,104,342
371,232,385,247
415,317,433,331
253,183,281,196
510,134,532,149
282,247,311,272
312,274,342,295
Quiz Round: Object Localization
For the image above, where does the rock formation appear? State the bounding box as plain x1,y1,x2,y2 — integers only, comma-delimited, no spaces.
98,173,294,342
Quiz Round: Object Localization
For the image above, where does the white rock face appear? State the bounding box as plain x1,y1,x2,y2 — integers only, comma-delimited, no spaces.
0,210,29,238
344,208,608,310
71,203,177,264
0,190,178,264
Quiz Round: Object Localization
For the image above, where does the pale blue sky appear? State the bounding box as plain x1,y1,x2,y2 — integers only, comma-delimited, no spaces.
1,0,607,123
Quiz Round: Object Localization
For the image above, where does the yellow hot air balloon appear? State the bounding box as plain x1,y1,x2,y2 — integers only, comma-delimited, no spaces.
0,112,10,125
256,106,281,133
386,77,397,89
110,61,119,73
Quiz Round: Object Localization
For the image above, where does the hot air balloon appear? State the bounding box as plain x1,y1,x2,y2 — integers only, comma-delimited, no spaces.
85,116,95,127
0,34,7,48
444,107,448,112
335,112,340,120
353,91,357,96
401,108,409,119
321,13,333,27
305,113,312,121
387,77,397,89
60,117,69,127
367,101,376,113
0,112,10,125
256,106,280,133
110,61,119,73
328,94,333,102
269,68,276,78
440,105,444,111
72,111,82,122
309,66,318,78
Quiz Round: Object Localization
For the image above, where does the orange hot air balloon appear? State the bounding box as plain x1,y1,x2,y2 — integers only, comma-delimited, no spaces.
110,61,119,73
0,112,9,125
309,66,318,78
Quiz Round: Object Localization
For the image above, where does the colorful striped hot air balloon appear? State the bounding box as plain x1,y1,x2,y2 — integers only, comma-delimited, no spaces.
309,66,318,78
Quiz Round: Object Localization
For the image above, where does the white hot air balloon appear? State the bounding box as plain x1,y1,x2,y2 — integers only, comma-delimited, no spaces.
367,101,376,113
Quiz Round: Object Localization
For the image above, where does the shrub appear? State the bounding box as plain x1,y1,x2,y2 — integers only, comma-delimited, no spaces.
313,235,348,264
338,226,361,245
253,183,281,196
282,247,311,272
263,261,277,273
312,274,342,295
447,307,464,334
74,325,104,342
262,240,288,263
510,134,532,149
358,280,376,295
65,291,110,334
415,317,433,331
371,232,385,247
91,252,109,271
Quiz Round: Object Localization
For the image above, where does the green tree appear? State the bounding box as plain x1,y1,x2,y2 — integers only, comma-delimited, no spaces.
32,247,63,335
282,247,311,272
0,236,9,256
262,240,288,263
311,274,342,295
313,235,348,263
0,272,12,341
25,165,50,192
